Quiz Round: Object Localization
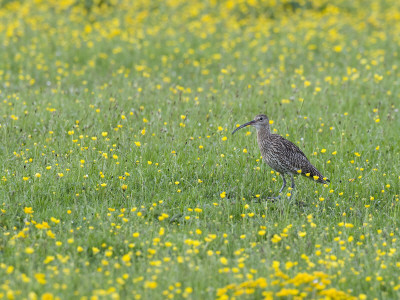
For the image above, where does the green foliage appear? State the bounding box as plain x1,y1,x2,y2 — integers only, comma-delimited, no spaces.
0,0,400,299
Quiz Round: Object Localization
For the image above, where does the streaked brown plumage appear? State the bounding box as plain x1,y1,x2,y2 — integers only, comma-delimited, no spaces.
232,114,330,198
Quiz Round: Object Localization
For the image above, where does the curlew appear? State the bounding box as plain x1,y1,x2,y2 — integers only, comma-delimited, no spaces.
232,114,330,199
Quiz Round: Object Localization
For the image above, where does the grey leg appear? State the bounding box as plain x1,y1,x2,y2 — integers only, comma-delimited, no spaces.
267,174,287,201
290,174,295,190
288,174,295,200
278,174,286,194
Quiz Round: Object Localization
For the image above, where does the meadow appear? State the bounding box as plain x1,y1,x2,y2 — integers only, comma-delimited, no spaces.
1,0,400,299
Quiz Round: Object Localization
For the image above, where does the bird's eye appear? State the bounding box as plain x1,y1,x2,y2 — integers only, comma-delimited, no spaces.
259,117,263,121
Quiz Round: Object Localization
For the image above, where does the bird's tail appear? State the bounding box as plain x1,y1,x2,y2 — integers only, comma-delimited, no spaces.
301,165,330,184
321,177,330,184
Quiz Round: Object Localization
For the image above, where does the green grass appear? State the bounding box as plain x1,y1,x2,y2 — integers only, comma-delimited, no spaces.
1,0,400,299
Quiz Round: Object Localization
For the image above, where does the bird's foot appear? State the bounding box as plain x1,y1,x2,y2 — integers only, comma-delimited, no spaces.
252,195,279,203
252,196,276,203
296,200,307,207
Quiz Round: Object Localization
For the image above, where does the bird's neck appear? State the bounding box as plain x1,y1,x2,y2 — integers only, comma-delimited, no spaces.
257,125,271,138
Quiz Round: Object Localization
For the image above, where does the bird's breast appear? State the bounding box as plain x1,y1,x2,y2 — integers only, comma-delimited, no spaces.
257,139,272,161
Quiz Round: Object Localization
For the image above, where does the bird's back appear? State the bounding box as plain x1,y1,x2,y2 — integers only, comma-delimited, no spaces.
258,132,328,183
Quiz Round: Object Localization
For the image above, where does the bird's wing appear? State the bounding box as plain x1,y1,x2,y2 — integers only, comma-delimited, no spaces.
274,135,328,182
271,135,314,172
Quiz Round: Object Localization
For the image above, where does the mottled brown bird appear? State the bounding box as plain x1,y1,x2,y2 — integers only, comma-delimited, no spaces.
232,114,330,198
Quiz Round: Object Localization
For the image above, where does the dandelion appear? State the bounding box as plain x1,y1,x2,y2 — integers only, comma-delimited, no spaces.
333,45,342,52
298,231,307,237
24,207,34,214
220,257,228,265
272,234,281,243
122,253,131,263
43,256,55,264
144,281,157,289
34,273,46,285
42,293,54,300
25,247,34,254
276,288,299,297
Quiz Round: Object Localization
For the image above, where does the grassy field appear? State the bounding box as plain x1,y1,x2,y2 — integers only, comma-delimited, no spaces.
1,0,400,299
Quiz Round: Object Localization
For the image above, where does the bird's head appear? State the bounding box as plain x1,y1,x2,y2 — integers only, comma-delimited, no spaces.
232,114,269,134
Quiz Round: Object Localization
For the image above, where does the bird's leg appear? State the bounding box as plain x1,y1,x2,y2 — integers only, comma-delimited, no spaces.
290,174,295,190
268,174,286,200
278,174,287,194
288,174,295,199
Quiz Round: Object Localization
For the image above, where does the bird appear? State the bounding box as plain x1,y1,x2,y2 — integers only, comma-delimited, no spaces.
232,114,330,199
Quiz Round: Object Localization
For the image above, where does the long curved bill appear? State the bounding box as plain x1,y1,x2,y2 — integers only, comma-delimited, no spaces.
232,120,255,135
